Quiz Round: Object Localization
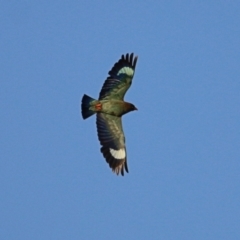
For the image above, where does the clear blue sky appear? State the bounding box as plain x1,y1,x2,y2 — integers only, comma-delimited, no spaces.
1,1,240,239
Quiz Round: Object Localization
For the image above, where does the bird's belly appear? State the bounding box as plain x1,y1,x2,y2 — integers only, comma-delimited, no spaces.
101,101,124,117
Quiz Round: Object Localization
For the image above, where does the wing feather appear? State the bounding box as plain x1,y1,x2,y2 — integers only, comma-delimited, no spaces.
96,113,128,176
99,53,138,100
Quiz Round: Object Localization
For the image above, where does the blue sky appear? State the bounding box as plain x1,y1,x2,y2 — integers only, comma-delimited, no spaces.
1,1,240,239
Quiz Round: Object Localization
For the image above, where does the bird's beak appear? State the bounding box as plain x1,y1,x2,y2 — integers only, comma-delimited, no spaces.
134,106,138,111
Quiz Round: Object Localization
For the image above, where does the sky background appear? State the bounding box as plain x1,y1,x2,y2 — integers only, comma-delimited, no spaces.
1,1,240,239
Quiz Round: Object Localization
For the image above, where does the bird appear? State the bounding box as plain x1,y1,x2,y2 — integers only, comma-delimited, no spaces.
81,53,138,176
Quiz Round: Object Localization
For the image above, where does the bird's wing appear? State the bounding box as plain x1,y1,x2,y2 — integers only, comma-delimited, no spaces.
96,112,128,176
99,53,138,101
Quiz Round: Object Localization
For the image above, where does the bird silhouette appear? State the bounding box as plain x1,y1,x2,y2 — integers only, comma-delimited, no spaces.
81,53,138,176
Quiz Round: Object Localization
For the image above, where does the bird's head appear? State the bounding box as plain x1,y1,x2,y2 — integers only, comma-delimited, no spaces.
129,103,138,112
122,102,138,115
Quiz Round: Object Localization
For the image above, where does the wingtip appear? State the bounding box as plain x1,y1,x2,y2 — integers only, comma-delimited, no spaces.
101,147,128,176
122,53,138,69
133,54,138,69
114,159,129,176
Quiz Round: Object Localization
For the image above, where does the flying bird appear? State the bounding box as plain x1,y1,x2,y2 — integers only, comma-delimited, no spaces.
81,53,138,176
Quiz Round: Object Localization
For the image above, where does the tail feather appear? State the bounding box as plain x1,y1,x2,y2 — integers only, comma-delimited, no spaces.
81,94,96,119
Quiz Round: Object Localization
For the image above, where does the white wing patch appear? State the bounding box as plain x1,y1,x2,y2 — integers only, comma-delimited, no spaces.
109,148,126,159
117,67,134,77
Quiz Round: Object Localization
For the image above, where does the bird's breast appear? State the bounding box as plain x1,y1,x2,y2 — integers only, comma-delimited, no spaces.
101,100,126,117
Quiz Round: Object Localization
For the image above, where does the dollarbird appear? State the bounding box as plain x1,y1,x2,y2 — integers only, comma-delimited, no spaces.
81,53,138,176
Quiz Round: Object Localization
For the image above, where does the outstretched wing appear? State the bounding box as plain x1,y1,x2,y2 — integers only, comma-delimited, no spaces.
96,113,128,176
99,53,138,100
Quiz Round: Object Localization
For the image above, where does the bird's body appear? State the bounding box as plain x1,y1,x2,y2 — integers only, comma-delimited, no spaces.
85,98,136,117
81,53,138,176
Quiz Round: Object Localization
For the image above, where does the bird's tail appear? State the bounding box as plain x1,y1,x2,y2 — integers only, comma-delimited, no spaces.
81,94,98,119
